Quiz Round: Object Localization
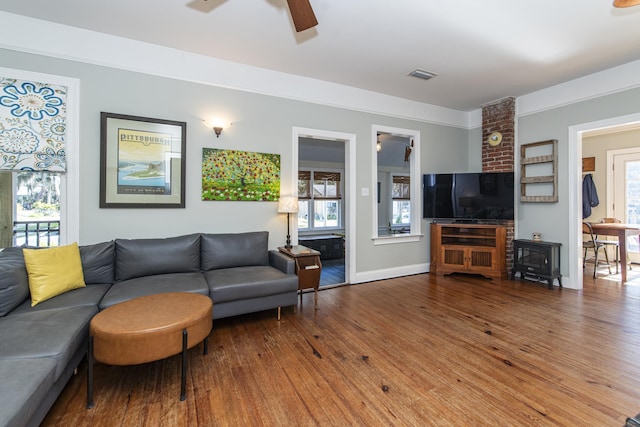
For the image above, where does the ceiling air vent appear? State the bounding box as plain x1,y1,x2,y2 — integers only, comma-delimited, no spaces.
408,68,437,81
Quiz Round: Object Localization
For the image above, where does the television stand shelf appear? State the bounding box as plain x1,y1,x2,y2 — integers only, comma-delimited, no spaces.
430,222,507,280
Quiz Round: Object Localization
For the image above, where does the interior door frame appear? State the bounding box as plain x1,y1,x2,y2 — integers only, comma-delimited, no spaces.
570,112,640,289
291,127,356,284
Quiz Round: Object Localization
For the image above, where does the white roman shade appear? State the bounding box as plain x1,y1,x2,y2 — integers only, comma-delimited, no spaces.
0,77,67,172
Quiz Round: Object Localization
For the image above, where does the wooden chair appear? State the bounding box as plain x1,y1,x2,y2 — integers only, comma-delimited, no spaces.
596,217,631,274
583,221,612,278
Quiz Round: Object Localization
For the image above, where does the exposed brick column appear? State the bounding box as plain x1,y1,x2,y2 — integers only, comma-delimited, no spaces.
481,97,515,277
482,97,514,173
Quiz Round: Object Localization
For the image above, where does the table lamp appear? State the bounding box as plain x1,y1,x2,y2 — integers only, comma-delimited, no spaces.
278,196,299,249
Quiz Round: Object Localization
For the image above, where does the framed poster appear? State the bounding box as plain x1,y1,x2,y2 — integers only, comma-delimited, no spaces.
100,112,186,208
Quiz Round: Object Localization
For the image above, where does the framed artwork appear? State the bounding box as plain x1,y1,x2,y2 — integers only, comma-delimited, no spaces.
100,112,186,208
202,148,280,201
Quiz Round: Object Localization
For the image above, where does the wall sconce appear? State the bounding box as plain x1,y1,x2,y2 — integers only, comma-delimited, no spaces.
204,118,227,138
278,196,299,249
376,134,382,152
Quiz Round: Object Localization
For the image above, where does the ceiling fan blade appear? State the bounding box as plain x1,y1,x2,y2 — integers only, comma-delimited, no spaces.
287,0,318,32
613,0,640,7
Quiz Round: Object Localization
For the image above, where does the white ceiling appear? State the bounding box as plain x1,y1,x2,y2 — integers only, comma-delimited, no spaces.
1,0,639,112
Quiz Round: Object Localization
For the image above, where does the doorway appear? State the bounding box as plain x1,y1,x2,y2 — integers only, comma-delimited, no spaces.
292,127,356,287
610,148,640,263
571,113,640,289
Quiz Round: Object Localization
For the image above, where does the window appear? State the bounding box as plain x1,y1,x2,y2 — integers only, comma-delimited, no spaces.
0,69,79,248
298,170,342,230
392,175,410,225
13,171,61,247
372,125,421,244
611,149,640,260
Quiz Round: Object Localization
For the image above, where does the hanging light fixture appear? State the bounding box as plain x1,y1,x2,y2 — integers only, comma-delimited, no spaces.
613,0,640,7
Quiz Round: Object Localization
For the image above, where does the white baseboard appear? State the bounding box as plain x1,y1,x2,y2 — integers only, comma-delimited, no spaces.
352,263,429,284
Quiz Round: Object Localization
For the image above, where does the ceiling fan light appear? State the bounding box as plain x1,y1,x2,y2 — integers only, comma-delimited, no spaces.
613,0,640,7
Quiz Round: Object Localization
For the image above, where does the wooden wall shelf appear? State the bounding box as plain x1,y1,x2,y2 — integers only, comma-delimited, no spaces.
520,139,558,203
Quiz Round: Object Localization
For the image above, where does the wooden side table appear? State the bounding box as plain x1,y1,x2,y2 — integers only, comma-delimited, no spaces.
279,245,322,308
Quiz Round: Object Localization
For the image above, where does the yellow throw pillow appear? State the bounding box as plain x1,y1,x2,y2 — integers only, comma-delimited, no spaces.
23,242,86,306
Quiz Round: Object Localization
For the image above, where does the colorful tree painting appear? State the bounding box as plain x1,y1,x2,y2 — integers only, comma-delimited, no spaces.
202,148,280,201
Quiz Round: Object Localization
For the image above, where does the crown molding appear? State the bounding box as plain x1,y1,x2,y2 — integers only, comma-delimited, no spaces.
0,12,471,129
2,12,638,130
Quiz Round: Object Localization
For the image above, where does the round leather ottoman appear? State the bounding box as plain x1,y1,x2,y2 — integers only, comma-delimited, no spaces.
87,292,213,408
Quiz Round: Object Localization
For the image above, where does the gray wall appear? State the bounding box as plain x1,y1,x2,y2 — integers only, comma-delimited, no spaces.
8,46,637,284
0,48,469,279
517,87,640,285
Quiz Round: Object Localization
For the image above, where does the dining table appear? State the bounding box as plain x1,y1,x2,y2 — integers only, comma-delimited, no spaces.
588,222,640,283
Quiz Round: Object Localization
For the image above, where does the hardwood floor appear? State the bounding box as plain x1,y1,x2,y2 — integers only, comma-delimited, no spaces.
43,272,640,426
319,258,345,287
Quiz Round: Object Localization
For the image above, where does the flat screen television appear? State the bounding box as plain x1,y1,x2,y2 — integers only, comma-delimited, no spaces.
423,172,514,221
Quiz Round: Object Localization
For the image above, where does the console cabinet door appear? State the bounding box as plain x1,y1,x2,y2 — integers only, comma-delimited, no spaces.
441,246,497,272
468,247,497,272
441,246,466,269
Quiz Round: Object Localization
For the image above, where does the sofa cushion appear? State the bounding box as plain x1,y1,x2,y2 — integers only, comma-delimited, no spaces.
0,305,97,380
0,358,57,427
9,284,111,317
201,231,269,271
204,265,298,303
115,234,201,281
23,243,86,306
80,241,115,284
0,247,29,317
99,272,209,310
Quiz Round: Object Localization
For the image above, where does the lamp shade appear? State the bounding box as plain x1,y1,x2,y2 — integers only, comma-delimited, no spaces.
278,196,299,213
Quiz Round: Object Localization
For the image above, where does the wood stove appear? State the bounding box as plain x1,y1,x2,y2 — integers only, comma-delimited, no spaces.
512,239,562,289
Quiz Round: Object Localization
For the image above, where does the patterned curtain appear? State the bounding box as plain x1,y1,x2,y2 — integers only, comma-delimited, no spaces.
0,77,67,172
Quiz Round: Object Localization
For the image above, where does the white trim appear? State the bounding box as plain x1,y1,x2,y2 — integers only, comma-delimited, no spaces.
0,66,80,245
373,234,422,245
352,262,428,285
0,12,469,130
519,59,640,117
292,127,356,284
4,13,640,130
371,125,422,245
569,112,640,290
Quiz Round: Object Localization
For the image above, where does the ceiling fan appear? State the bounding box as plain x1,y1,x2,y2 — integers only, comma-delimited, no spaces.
286,0,318,32
613,0,640,7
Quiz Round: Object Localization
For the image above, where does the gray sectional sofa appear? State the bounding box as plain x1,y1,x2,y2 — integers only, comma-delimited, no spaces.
0,231,299,427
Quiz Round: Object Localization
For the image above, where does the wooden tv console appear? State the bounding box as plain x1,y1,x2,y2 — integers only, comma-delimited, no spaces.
430,222,507,280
